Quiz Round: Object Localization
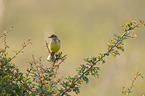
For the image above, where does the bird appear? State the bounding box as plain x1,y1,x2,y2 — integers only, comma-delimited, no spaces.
47,34,61,61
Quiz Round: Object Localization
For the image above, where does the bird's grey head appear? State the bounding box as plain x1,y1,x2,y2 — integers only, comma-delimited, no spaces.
48,34,58,39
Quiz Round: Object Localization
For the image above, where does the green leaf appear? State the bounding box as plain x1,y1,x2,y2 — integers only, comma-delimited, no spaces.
104,53,109,56
102,59,105,63
83,76,89,83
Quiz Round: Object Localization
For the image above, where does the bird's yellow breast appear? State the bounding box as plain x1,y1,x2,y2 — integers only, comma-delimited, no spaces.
49,39,61,53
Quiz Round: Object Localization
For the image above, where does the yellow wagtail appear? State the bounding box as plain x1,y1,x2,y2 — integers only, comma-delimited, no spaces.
47,34,61,61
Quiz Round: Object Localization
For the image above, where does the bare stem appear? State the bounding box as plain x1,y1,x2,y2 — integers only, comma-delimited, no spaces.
45,41,50,54
0,26,13,39
10,39,31,61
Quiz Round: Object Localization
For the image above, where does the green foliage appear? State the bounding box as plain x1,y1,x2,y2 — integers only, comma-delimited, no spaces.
0,20,145,95
59,21,145,95
0,27,32,95
0,52,29,95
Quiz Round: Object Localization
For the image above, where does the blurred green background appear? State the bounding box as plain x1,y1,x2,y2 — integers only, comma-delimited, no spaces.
0,0,145,95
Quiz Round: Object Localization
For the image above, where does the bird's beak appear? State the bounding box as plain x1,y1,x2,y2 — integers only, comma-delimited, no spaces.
48,36,51,38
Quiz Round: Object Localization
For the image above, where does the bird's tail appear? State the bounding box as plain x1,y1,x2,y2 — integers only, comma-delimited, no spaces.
47,52,55,61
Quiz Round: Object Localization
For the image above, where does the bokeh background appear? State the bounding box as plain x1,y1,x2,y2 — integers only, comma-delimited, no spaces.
0,0,145,96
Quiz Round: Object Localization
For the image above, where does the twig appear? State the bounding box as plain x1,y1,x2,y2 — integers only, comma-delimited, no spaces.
121,72,143,96
0,26,13,39
45,41,50,53
10,39,32,61
3,34,7,57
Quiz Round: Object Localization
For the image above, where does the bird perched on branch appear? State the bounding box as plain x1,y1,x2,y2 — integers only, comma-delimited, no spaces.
47,34,61,61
